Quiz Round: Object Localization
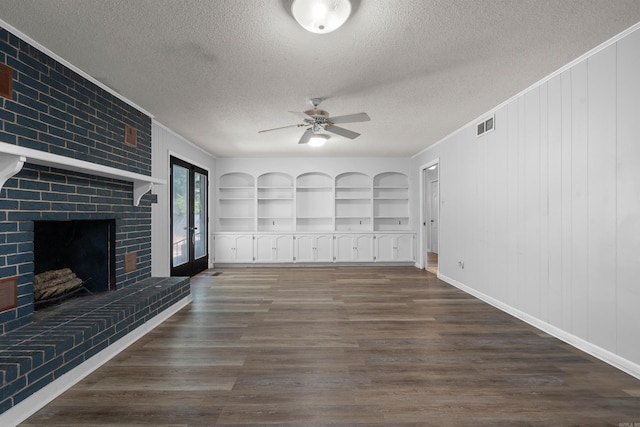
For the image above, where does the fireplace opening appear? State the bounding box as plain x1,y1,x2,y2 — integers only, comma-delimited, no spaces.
33,219,116,309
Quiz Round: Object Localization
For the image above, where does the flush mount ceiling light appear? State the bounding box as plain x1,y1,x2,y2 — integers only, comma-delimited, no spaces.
308,134,329,147
291,0,352,34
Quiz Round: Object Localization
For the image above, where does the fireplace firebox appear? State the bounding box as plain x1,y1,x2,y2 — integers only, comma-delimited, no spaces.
33,220,117,308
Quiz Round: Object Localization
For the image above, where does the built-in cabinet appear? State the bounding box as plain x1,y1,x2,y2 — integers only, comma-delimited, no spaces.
255,234,294,262
213,232,414,264
213,233,254,263
214,170,414,264
294,234,333,262
335,234,374,262
375,233,415,262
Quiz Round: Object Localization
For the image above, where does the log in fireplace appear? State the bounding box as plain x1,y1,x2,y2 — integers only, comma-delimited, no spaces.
33,219,116,308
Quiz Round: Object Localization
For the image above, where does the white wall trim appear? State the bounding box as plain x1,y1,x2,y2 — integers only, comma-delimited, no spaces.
438,273,640,381
0,296,192,427
0,18,154,119
412,21,640,159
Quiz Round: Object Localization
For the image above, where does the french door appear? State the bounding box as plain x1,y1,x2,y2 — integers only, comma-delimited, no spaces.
170,156,208,276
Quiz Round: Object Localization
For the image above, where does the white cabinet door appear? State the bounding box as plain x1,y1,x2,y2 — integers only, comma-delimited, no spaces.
255,235,273,262
235,234,254,262
395,234,415,261
214,235,236,263
274,235,293,262
315,235,333,262
354,234,373,261
255,235,293,262
214,234,254,263
335,234,355,262
295,235,315,262
375,234,395,262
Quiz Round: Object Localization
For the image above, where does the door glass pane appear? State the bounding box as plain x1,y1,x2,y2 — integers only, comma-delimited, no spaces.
194,171,207,259
172,164,189,267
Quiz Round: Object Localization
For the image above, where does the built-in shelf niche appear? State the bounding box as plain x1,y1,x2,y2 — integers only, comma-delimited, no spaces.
373,172,409,231
335,172,371,231
217,172,255,232
257,172,294,232
296,172,333,232
215,170,410,233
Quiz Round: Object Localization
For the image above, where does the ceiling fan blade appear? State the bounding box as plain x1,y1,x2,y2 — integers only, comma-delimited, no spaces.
329,112,370,124
258,123,302,133
298,129,314,144
325,125,360,139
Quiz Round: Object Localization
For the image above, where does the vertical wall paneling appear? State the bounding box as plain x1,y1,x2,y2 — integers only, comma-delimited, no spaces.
587,45,618,351
505,100,519,307
539,82,550,322
616,29,640,363
493,107,509,302
546,74,563,326
560,69,573,331
570,60,589,339
523,89,541,317
412,26,640,374
477,115,488,293
485,115,497,297
515,96,527,312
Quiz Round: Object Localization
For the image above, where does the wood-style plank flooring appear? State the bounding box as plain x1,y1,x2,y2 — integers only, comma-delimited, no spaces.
21,267,640,426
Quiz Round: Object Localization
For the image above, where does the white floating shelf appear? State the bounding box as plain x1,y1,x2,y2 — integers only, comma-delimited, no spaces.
0,142,165,206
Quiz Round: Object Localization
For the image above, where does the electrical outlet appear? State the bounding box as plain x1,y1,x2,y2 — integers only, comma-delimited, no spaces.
458,260,465,269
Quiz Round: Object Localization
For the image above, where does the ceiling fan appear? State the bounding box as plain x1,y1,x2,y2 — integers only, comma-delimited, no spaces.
258,98,371,145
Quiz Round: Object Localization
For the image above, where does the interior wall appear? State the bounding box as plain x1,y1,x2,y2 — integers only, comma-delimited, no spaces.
412,26,640,376
151,121,217,276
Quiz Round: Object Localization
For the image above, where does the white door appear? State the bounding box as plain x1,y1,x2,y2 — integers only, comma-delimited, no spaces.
430,180,439,254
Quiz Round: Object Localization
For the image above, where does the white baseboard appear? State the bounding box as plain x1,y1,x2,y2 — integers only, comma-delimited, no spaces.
438,273,640,381
0,296,192,427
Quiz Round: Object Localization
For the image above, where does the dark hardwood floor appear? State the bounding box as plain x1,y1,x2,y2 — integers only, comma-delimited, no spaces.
21,267,640,426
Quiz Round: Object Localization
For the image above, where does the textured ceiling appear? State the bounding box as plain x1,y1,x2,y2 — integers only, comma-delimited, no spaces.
1,1,639,158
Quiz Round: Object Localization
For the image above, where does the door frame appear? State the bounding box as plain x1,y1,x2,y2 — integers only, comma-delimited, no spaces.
429,178,439,253
169,153,211,276
419,158,440,270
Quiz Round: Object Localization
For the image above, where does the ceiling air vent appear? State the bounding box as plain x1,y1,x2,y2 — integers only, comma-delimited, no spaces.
476,115,495,137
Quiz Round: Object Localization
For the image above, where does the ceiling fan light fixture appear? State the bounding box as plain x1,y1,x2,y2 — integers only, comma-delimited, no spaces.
308,134,329,147
291,0,352,34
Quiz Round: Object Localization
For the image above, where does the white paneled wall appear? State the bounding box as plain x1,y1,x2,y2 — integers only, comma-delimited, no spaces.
413,26,640,377
151,121,216,276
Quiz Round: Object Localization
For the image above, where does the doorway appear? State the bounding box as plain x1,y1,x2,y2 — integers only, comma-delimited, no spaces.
170,156,209,277
422,162,439,274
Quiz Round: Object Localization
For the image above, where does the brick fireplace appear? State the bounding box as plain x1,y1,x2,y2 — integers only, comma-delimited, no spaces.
0,25,190,418
0,26,154,333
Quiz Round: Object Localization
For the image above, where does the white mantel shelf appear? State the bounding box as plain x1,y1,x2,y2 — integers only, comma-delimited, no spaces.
0,142,165,206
